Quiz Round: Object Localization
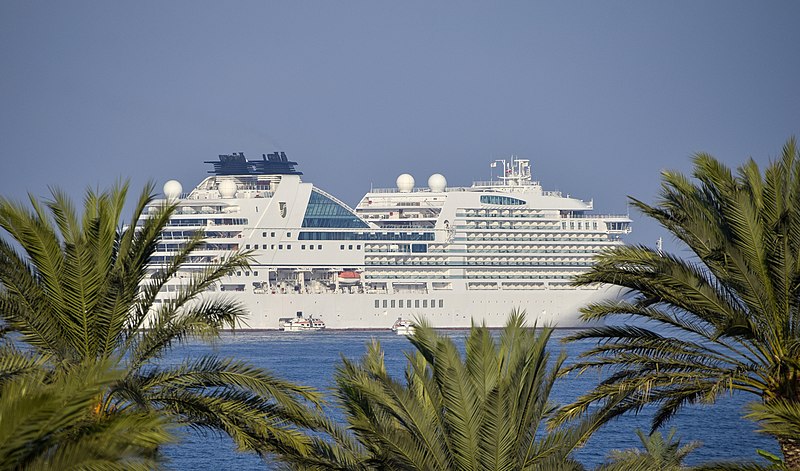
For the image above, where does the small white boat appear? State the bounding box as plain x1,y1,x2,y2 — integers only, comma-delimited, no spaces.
391,318,415,336
280,314,326,332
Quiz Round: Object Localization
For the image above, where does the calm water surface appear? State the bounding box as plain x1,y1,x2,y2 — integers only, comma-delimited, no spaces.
161,329,777,469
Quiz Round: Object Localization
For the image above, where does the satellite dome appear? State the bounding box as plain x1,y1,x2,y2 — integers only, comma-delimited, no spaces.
396,174,415,193
218,180,238,198
163,180,182,201
428,173,447,192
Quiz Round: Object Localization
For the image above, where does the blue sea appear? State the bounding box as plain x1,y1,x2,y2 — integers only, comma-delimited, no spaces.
161,329,778,469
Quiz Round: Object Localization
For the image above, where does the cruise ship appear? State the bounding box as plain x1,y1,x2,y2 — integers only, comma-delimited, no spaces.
145,152,631,330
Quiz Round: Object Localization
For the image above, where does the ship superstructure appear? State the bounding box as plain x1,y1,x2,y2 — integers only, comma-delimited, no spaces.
144,152,631,329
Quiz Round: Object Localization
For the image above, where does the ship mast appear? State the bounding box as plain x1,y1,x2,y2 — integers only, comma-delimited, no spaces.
495,156,532,186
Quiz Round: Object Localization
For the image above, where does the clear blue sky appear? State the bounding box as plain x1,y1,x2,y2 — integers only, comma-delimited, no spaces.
2,1,799,249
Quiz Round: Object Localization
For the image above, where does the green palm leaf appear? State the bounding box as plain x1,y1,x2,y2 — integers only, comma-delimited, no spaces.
289,311,598,470
0,359,173,470
0,182,322,465
557,137,800,468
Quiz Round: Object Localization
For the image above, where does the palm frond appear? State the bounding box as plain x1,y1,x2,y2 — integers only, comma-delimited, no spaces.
0,343,49,386
0,182,323,466
562,137,800,463
0,359,173,470
317,311,599,470
746,399,800,441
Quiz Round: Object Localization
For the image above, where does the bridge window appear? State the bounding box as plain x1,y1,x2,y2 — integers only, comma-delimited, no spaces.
480,195,526,205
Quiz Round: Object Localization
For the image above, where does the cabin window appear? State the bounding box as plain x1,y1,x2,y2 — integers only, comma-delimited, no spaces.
236,271,241,276
415,300,420,308
270,232,275,237
439,299,444,308
430,299,435,308
357,245,361,250
245,244,250,249
382,300,387,308
391,300,396,308
270,244,275,250
253,271,258,276
348,245,353,250
423,300,428,308
309,245,314,250
278,245,283,250
399,300,404,308
287,232,291,237
375,300,380,308
340,245,345,250
262,232,267,237
317,245,322,250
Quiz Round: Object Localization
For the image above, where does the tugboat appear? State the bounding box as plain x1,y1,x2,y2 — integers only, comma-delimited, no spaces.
280,312,326,332
391,318,415,336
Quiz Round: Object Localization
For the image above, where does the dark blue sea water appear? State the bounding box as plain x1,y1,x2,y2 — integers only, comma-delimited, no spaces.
161,329,778,469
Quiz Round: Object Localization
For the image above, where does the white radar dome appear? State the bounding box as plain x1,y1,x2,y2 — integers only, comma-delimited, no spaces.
163,180,182,201
218,180,238,198
396,174,415,193
428,173,447,192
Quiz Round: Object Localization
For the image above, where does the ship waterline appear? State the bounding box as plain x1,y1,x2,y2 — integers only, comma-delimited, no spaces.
144,152,631,330
183,284,621,330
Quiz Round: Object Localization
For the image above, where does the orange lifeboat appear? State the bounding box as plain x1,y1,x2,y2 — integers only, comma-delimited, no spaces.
337,271,361,284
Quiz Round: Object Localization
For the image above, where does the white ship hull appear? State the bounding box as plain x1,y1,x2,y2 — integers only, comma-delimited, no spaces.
204,284,618,330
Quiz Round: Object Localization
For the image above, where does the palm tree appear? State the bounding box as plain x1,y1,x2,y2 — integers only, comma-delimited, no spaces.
0,354,173,470
555,138,800,468
595,428,701,471
293,312,606,470
0,182,322,462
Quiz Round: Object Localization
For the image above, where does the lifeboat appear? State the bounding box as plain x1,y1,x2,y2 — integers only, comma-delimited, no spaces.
337,271,361,285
